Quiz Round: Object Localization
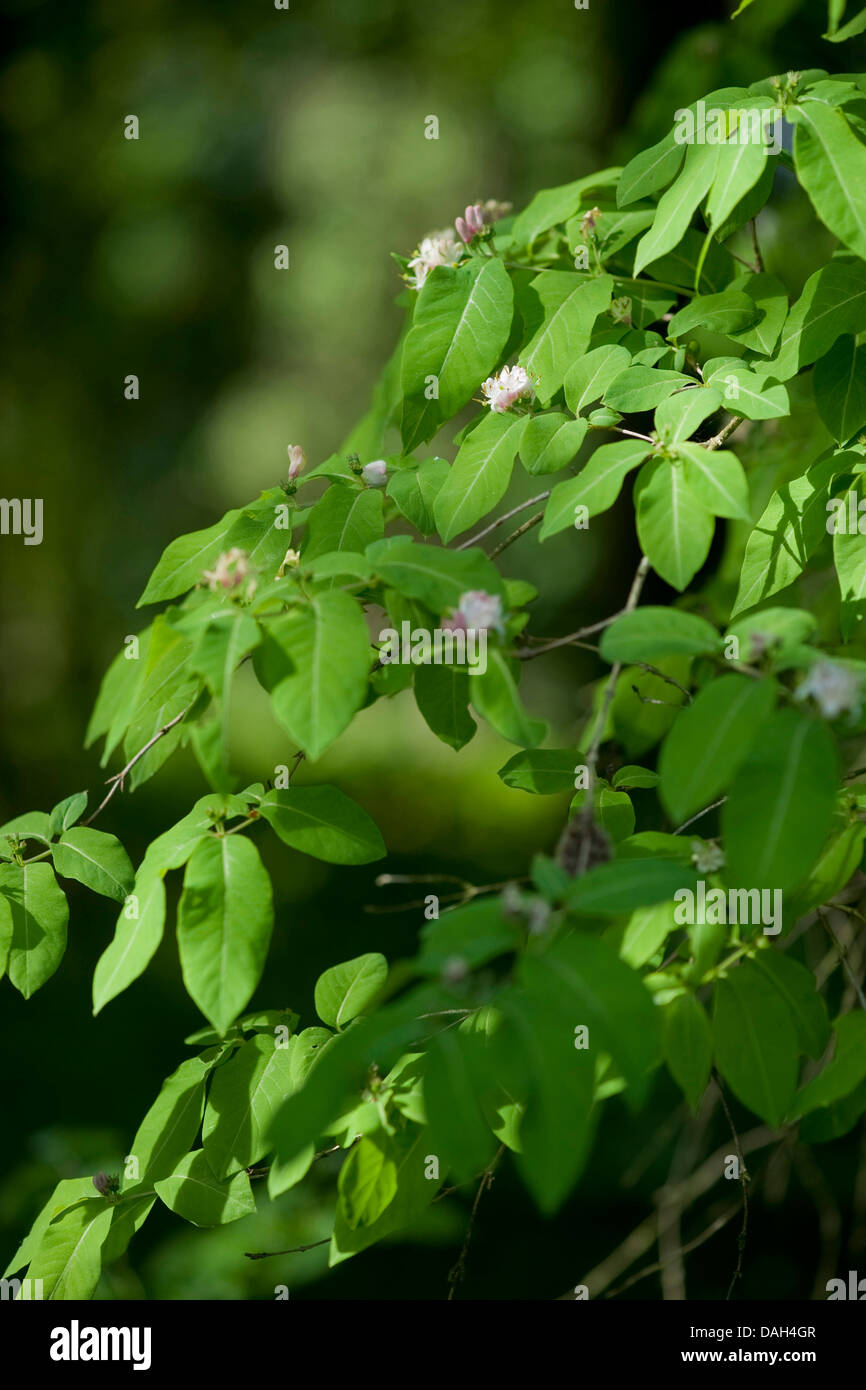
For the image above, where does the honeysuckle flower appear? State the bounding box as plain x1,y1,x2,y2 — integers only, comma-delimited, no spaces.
796,661,862,720
202,547,257,598
287,444,305,480
362,459,388,487
478,198,512,224
407,230,463,290
481,364,535,413
580,206,601,239
610,296,632,325
276,547,301,577
444,589,506,637
691,840,725,874
456,204,485,243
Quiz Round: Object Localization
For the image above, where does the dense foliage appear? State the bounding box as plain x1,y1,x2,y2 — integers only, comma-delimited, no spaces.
5,58,866,1299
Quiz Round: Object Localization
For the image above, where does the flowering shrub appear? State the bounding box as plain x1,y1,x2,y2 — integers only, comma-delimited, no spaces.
5,65,866,1299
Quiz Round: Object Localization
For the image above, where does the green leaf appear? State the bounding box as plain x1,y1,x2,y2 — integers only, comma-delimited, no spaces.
137,506,247,607
635,457,715,591
267,591,371,760
723,710,839,891
202,1033,295,1180
676,443,751,522
423,1026,499,1178
401,259,514,450
713,960,798,1126
122,617,200,787
522,272,614,403
188,611,260,703
659,675,776,824
603,366,695,413
834,477,866,632
702,357,789,419
0,862,68,999
539,439,650,539
51,827,134,903
668,291,760,339
92,861,166,1013
618,134,684,207
367,535,504,612
433,412,526,542
416,899,521,975
525,929,661,1091
762,256,866,382
751,951,830,1061
790,1014,866,1117
732,453,844,615
498,747,582,794
177,835,274,1035
518,413,588,476
727,272,788,356
813,335,866,442
3,1177,95,1281
336,1136,398,1228
567,859,697,915
511,168,621,245
612,764,660,790
601,607,721,663
47,792,87,839
154,1149,257,1226
633,142,717,277
413,663,476,750
793,101,866,263
302,485,384,561
823,3,866,39
663,993,713,1111
258,786,385,865
496,981,596,1211
329,1124,439,1264
386,457,450,534
620,899,678,967
654,387,722,445
123,1054,212,1193
27,1199,114,1301
314,952,388,1029
705,128,768,231
469,649,546,746
564,344,632,415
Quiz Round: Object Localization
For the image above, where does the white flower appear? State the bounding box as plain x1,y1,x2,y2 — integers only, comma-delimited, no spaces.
361,459,388,487
691,840,726,874
454,589,505,636
481,364,535,413
202,548,257,598
796,661,862,720
276,548,301,577
407,230,463,290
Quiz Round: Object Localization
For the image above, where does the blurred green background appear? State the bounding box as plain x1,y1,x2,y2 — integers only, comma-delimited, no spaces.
2,0,864,1299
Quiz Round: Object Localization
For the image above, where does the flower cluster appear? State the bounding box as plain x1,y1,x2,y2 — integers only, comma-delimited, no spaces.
796,661,863,720
481,364,535,413
407,230,463,290
443,589,506,637
202,547,257,599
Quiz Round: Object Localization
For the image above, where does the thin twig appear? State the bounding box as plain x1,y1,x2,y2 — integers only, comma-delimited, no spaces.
818,908,866,1010
82,706,192,826
750,218,764,273
516,614,618,661
457,493,550,550
603,1206,739,1300
673,798,727,835
244,1237,330,1260
713,1069,749,1300
489,509,545,559
447,1146,505,1299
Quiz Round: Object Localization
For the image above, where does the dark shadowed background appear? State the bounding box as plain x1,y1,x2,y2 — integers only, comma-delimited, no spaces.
1,0,862,1298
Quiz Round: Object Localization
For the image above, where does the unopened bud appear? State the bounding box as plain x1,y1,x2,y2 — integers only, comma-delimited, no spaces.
361,459,388,487
287,444,305,480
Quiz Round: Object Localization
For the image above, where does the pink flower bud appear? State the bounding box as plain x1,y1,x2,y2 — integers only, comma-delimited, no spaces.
456,216,473,244
361,459,388,487
287,444,305,480
466,204,485,233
